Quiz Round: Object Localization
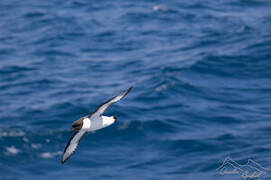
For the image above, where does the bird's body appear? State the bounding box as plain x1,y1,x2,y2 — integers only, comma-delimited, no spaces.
72,115,116,132
61,87,132,164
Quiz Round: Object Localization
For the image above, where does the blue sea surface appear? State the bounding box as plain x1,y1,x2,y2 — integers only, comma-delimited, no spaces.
1,0,271,179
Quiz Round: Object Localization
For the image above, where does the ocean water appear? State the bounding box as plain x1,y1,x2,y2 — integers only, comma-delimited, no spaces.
1,0,271,179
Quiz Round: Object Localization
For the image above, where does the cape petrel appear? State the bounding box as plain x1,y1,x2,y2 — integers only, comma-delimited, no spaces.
61,87,132,164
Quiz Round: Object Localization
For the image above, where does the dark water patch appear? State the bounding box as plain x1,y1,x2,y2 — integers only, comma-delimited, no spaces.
23,11,45,19
0,65,37,74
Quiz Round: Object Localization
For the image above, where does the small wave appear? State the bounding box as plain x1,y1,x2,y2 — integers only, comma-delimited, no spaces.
23,137,29,142
153,5,168,12
0,130,25,138
40,151,62,159
5,146,20,155
155,82,175,92
31,144,42,150
116,120,177,135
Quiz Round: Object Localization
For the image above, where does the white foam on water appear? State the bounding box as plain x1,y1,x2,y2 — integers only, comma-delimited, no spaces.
0,130,25,138
23,137,29,142
40,151,62,159
5,146,20,155
153,5,168,12
155,82,175,92
31,144,42,149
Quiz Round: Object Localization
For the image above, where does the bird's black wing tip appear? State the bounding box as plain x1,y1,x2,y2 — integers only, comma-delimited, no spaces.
61,152,72,165
61,155,68,164
125,86,133,94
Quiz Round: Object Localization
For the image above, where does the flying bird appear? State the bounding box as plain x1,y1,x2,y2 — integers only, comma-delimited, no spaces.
61,87,132,164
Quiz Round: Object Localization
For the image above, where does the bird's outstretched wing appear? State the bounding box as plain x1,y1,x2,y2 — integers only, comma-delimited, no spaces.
62,130,87,164
90,87,132,116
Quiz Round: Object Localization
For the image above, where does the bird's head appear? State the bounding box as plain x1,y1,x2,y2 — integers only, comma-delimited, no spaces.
72,118,84,131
